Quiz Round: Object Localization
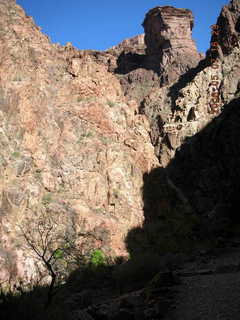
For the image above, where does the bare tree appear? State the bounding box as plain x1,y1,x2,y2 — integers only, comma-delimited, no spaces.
18,210,77,309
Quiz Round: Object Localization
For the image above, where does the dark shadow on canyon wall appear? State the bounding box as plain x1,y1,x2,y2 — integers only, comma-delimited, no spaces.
114,49,213,111
114,52,147,75
114,48,211,82
126,97,240,260
167,57,211,110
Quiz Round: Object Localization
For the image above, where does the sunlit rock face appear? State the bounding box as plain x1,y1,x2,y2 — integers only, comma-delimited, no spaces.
108,34,146,54
96,6,204,105
142,6,202,85
0,0,159,285
143,6,195,55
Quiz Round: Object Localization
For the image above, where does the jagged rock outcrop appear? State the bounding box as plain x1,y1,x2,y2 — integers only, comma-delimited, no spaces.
143,6,194,55
89,6,204,107
207,0,240,59
0,0,159,284
100,6,204,104
143,6,203,85
141,0,240,166
108,34,145,54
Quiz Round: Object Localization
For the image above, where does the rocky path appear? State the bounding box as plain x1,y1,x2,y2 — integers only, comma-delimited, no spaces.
167,272,240,320
165,245,240,320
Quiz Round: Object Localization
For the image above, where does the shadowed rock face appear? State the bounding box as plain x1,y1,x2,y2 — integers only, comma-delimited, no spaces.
167,97,240,225
139,1,240,230
142,6,202,85
98,6,204,104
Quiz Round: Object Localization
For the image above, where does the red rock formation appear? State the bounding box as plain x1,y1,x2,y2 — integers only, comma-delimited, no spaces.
0,0,159,285
142,6,202,85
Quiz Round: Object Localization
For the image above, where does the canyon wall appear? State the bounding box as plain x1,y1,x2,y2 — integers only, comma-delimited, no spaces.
0,0,159,284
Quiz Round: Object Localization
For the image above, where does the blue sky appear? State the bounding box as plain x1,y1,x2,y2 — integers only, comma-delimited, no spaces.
16,0,229,53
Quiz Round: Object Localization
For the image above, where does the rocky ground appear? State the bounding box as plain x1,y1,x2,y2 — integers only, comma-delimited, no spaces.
166,242,240,320
167,273,240,320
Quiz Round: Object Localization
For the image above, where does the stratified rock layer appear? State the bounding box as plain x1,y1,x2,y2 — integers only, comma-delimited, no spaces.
143,6,202,85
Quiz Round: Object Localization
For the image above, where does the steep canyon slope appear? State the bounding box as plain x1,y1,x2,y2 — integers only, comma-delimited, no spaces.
0,0,159,284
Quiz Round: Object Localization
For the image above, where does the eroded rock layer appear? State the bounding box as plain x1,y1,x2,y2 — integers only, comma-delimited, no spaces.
143,6,202,85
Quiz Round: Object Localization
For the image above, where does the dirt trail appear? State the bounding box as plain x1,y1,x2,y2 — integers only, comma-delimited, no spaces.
166,272,240,320
165,245,240,320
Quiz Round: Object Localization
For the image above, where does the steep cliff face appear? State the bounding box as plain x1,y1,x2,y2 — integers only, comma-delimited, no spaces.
167,97,240,222
0,0,159,284
141,45,240,165
143,6,202,85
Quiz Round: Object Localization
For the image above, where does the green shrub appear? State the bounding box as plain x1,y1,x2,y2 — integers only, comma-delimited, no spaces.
101,135,108,143
76,131,93,143
77,96,96,103
53,249,64,260
90,249,106,268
